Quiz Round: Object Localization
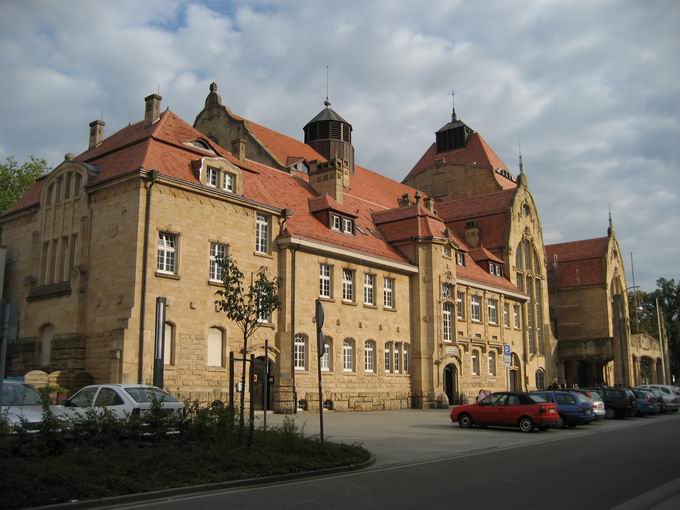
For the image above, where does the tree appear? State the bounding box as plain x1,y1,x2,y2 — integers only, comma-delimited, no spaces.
214,253,281,440
629,278,680,381
0,156,50,214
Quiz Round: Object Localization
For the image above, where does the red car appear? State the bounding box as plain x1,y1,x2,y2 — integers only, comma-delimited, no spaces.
450,392,560,432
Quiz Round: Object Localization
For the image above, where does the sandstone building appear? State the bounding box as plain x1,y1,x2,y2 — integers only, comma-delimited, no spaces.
0,84,659,412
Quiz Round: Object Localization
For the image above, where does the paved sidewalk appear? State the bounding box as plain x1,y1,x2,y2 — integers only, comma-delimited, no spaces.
258,408,678,467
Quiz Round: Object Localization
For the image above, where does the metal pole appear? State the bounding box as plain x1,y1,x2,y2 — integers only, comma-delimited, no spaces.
229,351,235,417
152,297,167,387
617,295,627,387
248,353,255,446
630,253,638,333
656,298,667,385
0,301,10,407
315,299,325,450
264,339,268,431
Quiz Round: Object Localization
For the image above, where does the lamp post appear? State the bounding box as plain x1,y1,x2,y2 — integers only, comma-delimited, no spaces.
614,285,638,387
655,298,669,385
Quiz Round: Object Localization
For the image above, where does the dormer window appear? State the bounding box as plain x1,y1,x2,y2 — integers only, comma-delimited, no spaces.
456,252,466,266
207,166,218,187
330,214,341,231
488,263,503,277
224,172,235,192
343,218,354,234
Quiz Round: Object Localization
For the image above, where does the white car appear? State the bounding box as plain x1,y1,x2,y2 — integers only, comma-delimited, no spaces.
637,384,680,412
56,384,184,419
1,380,48,429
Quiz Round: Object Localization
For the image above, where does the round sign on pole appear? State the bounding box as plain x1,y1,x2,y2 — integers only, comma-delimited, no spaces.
503,344,511,356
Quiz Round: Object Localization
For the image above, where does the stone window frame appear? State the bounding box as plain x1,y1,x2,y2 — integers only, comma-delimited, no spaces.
197,157,244,196
157,231,179,276
471,349,481,376
206,166,219,187
488,350,497,377
442,302,453,342
488,298,499,325
294,334,308,371
342,268,355,303
342,338,355,372
206,326,227,368
513,304,521,329
384,341,393,373
319,263,333,299
363,273,375,305
364,340,376,373
255,213,270,255
164,321,176,366
456,291,466,320
208,241,228,283
383,276,395,310
223,172,236,193
503,302,511,328
471,295,482,322
393,342,402,373
320,336,333,372
403,344,410,374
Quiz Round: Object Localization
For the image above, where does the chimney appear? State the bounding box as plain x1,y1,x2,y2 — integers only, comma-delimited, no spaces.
424,197,435,212
308,158,348,204
231,138,246,161
144,94,162,127
464,220,480,247
88,120,105,150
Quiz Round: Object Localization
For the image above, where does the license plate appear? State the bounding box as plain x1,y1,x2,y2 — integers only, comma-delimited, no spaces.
549,408,556,414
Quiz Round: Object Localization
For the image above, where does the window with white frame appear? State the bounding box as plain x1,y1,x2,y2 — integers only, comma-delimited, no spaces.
504,303,510,327
209,242,227,282
343,339,354,371
164,322,175,365
342,218,353,234
456,252,465,266
206,166,218,187
157,233,177,274
342,269,354,302
255,214,269,254
403,344,410,374
488,350,497,376
364,273,375,305
256,283,272,323
394,342,401,373
456,291,465,320
331,214,341,231
384,277,394,309
365,340,375,372
320,337,331,371
294,334,306,370
471,349,480,376
488,299,498,325
443,303,453,342
319,264,332,298
207,327,225,367
224,172,235,192
384,341,393,372
513,304,521,328
471,295,482,322
443,245,451,257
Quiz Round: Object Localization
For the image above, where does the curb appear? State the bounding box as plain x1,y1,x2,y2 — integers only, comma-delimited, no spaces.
32,455,376,509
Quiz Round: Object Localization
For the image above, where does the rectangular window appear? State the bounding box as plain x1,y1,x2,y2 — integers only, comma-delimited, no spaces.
320,340,331,371
48,240,57,283
206,166,218,187
207,328,225,367
488,299,498,325
456,252,465,266
394,343,401,373
343,340,353,371
331,214,341,231
255,214,269,254
364,273,375,305
443,245,451,257
504,303,510,327
513,304,521,328
70,234,78,271
403,345,409,374
224,172,235,192
209,242,227,282
342,218,353,234
384,342,392,373
536,279,544,355
342,269,354,302
164,323,175,365
443,303,453,342
384,277,394,309
42,241,49,285
319,264,332,298
471,296,481,322
294,335,306,370
365,341,374,372
157,233,177,274
456,291,465,320
60,236,69,282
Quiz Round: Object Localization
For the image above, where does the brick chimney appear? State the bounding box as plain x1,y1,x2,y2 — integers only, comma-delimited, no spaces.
308,158,350,204
464,220,480,247
231,138,246,161
88,120,105,150
144,94,162,127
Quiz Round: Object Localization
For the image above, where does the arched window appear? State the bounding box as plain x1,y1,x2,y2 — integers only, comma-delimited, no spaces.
39,324,54,367
343,339,354,372
207,327,225,367
488,350,497,376
443,302,453,342
320,336,332,371
164,322,175,365
364,340,375,373
516,238,545,355
471,350,480,376
535,369,545,390
294,334,307,370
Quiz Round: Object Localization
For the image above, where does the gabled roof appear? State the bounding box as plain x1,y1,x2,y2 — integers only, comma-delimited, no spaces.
469,245,504,264
405,132,515,190
546,237,610,290
243,118,326,167
308,194,358,217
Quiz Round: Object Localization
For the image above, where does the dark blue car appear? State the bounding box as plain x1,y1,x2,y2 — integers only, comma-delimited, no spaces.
531,390,596,427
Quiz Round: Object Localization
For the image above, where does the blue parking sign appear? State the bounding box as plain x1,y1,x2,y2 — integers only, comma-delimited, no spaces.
503,344,511,356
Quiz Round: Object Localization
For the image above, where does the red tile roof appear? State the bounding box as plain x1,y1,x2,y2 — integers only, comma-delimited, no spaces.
373,203,447,242
457,251,522,293
308,194,358,217
545,237,609,289
469,245,504,264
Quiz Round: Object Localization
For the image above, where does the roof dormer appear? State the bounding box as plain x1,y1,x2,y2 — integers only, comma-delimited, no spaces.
194,157,243,195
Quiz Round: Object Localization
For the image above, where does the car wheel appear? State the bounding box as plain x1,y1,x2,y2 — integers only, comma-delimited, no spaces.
605,408,615,419
519,417,535,433
458,413,473,428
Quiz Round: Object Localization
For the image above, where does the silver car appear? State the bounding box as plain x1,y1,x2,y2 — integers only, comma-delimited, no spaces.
636,384,680,412
1,380,48,429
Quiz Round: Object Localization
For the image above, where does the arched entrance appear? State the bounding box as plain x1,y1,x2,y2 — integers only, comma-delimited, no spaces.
253,356,276,411
640,357,654,384
509,353,521,392
443,363,458,405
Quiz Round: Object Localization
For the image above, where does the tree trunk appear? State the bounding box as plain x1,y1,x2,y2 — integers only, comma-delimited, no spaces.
239,329,248,439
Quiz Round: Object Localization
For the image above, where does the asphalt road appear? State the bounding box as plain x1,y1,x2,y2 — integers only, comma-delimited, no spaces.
115,414,680,510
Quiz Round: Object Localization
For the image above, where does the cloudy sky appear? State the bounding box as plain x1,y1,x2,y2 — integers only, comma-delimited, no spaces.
1,0,678,290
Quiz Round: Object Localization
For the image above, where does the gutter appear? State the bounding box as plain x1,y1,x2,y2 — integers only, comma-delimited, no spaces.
138,170,157,383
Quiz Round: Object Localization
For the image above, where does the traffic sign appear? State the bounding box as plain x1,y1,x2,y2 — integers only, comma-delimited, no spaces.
503,344,511,356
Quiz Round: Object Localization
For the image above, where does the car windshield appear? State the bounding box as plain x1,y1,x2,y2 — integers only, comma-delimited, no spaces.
1,383,43,406
587,391,602,401
124,387,179,403
574,393,591,403
529,395,547,403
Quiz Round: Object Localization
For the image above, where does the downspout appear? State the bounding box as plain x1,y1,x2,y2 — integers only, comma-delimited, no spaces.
138,170,157,383
290,245,298,412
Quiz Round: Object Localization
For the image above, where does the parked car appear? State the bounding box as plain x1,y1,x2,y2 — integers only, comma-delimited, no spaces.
636,385,680,413
531,390,596,427
56,384,184,419
450,392,560,433
583,387,635,419
1,380,47,429
572,389,606,419
631,388,659,416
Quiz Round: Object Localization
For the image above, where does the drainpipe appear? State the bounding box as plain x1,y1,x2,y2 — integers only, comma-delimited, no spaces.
138,170,157,383
290,245,298,412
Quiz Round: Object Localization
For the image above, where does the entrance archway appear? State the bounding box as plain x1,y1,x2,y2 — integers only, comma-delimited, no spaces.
253,356,276,411
443,363,458,405
509,353,521,392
